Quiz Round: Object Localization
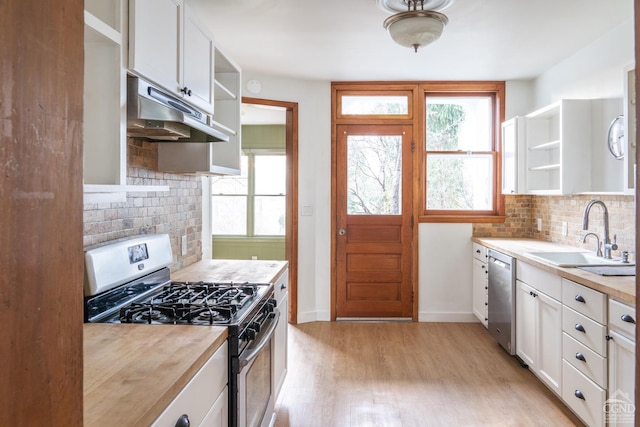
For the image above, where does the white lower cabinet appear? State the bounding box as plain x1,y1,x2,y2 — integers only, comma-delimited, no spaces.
607,299,636,427
201,387,228,427
516,262,563,396
560,279,607,427
152,341,228,427
562,360,607,427
471,243,488,328
273,268,289,400
515,278,562,395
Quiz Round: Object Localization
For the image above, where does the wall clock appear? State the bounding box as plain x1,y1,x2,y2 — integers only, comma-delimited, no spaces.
607,115,625,159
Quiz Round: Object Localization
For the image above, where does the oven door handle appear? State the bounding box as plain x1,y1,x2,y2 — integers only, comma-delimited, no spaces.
238,309,280,370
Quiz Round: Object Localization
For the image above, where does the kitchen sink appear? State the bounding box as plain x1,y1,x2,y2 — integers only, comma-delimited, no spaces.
524,251,634,268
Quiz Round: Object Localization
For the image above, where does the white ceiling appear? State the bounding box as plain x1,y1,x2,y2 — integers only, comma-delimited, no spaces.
190,0,632,82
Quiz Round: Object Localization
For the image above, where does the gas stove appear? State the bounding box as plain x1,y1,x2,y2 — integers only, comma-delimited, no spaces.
83,234,279,427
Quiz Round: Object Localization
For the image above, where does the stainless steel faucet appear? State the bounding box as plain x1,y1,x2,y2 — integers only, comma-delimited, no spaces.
582,199,617,259
580,232,602,257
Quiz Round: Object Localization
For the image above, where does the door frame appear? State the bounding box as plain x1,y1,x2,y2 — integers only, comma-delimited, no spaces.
330,84,421,321
243,96,299,324
335,124,415,319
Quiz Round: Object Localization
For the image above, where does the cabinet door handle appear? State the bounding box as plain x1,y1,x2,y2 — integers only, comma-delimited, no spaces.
575,352,586,362
175,414,190,427
180,86,192,96
574,295,586,303
574,390,585,400
621,314,636,324
280,284,287,290
574,324,586,333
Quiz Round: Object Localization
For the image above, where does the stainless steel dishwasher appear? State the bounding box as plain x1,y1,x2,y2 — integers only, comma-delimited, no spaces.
487,249,516,355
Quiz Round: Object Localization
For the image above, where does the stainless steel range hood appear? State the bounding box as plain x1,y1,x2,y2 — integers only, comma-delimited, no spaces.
126,76,229,143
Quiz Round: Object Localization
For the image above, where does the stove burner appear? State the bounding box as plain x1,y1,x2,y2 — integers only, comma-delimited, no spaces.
121,304,177,324
116,281,261,325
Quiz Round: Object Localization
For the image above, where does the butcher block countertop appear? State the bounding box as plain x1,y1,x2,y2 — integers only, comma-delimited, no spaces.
84,259,287,426
171,259,288,284
474,238,636,305
84,324,227,427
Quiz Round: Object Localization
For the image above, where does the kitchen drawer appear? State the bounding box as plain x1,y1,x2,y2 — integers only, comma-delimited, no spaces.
562,333,607,388
562,279,606,324
472,243,488,262
274,268,289,305
517,261,562,301
562,360,606,427
151,341,228,427
609,299,636,339
562,306,607,357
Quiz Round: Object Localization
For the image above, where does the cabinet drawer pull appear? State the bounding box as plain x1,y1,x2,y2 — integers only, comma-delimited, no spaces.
574,390,585,400
280,284,287,290
621,314,636,324
175,414,190,427
476,249,481,253
574,324,586,333
575,352,586,362
574,295,586,303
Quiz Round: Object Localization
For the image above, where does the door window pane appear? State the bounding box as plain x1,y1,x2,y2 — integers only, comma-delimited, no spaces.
212,196,247,234
254,196,285,235
426,97,492,151
426,154,493,210
342,95,408,115
347,135,402,215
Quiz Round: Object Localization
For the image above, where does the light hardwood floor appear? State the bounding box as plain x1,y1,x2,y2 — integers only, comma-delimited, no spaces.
274,322,583,427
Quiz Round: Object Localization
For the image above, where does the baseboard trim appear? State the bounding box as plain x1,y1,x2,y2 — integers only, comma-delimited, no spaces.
418,312,479,323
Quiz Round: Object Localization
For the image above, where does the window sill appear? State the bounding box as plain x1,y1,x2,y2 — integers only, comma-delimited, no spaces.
419,215,506,224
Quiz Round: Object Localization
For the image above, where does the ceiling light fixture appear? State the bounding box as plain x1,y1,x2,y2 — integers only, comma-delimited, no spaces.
383,0,449,53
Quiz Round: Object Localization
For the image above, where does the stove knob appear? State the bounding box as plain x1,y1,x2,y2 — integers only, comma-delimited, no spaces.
245,328,257,341
264,302,275,313
250,321,261,333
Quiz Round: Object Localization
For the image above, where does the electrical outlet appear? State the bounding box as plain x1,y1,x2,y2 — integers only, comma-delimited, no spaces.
562,221,568,236
537,218,542,232
251,255,258,260
181,235,187,256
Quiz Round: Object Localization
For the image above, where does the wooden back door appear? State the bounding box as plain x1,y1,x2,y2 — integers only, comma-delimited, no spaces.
335,124,414,318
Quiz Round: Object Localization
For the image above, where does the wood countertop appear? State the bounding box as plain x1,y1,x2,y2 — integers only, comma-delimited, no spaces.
474,238,636,305
171,259,288,284
84,324,227,427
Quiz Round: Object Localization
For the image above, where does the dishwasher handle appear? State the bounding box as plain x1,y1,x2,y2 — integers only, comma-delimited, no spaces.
490,257,509,269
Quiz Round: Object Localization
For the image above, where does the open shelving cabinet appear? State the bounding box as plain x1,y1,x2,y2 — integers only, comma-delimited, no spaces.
524,99,592,194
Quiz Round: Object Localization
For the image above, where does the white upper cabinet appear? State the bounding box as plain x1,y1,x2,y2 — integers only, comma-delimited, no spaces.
84,0,127,188
623,67,636,195
502,101,593,195
524,100,592,195
157,45,241,175
182,3,215,112
501,116,526,194
129,0,215,113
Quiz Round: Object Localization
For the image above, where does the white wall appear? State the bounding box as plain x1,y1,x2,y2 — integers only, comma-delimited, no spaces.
242,16,635,322
418,223,476,322
241,73,332,322
533,18,634,108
